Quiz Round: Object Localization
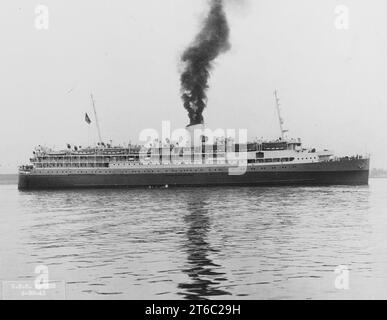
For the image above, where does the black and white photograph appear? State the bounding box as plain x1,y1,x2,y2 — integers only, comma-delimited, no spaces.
0,0,386,307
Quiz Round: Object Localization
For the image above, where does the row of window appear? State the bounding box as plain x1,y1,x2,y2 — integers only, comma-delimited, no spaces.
35,158,309,170
36,163,108,168
36,164,301,175
34,154,317,165
250,157,295,164
39,169,225,174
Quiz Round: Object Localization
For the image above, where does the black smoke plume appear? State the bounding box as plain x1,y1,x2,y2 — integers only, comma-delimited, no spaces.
180,0,231,126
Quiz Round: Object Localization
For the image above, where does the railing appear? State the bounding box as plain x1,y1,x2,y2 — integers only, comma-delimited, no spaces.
19,165,33,172
321,155,370,162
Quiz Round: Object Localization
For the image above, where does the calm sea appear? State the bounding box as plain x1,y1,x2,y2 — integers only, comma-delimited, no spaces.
1,175,387,299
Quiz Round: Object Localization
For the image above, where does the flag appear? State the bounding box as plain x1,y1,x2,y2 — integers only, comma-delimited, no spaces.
85,113,91,124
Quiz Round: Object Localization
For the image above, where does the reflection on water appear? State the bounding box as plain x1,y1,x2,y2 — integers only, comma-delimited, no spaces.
178,197,230,299
1,180,387,299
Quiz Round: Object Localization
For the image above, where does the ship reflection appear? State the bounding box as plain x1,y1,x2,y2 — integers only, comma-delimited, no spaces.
178,196,230,300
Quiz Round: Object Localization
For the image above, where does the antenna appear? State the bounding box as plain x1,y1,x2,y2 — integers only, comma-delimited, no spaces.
274,90,288,139
90,94,103,144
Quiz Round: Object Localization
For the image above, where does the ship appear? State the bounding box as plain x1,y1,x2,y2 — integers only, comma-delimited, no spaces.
18,93,370,190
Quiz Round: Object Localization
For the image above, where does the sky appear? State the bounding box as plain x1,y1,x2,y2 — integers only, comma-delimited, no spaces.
0,0,386,173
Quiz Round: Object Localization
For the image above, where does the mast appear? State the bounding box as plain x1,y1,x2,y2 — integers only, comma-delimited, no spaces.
90,94,103,144
274,90,288,140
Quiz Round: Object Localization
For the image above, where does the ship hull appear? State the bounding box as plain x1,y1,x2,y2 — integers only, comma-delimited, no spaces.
18,159,369,190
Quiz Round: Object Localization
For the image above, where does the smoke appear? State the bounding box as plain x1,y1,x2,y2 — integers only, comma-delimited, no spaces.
180,0,231,126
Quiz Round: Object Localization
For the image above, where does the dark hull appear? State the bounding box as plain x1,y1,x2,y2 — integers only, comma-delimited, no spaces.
18,159,369,190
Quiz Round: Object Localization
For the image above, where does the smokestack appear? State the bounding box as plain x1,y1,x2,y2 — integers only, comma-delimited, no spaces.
180,0,231,126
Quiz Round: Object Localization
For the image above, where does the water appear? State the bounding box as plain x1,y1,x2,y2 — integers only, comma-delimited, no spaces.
1,177,387,299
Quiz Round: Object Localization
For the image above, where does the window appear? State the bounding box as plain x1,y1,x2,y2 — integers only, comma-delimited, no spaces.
256,152,264,159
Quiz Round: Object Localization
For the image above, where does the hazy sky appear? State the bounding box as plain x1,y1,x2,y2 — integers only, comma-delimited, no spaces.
0,0,386,173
